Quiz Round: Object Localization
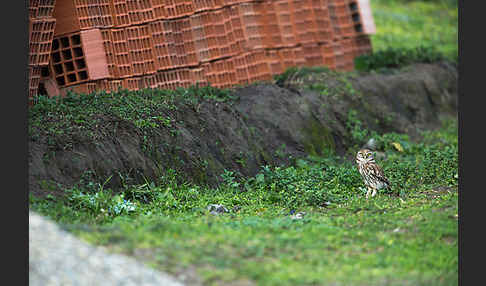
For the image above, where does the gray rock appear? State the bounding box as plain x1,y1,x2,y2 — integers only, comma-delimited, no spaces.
207,204,229,215
29,211,185,286
363,138,378,150
290,212,306,220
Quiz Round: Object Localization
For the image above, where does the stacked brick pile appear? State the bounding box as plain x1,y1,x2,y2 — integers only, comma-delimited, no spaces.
28,0,57,101
29,0,375,101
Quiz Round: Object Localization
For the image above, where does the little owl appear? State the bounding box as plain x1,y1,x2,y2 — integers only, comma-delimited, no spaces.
356,149,390,198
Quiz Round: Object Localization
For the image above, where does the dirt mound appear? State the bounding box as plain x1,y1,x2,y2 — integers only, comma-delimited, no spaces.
29,62,457,197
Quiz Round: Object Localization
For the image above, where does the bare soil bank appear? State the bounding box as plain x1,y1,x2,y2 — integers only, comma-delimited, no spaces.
29,62,457,197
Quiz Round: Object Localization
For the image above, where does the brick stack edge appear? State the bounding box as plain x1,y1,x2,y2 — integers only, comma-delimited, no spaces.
29,0,57,105
28,0,375,102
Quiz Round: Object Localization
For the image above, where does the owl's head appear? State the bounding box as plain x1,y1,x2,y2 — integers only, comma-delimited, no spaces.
356,149,375,164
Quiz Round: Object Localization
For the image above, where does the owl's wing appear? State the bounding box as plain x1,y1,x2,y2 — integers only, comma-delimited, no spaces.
369,164,390,186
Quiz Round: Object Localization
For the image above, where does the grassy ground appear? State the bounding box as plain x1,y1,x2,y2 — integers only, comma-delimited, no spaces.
370,0,458,60
30,120,458,285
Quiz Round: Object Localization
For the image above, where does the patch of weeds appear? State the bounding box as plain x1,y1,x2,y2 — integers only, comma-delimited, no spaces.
29,84,234,156
346,109,370,147
248,126,258,137
30,184,137,224
191,157,211,185
274,144,287,159
276,66,360,99
67,187,136,217
220,169,241,191
42,151,56,165
185,83,237,103
77,169,100,192
383,113,395,126
274,66,332,87
355,46,450,72
235,151,248,168
38,180,60,192
336,74,358,96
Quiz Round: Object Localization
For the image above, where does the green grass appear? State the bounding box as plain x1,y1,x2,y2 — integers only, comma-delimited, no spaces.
370,0,458,61
30,120,458,286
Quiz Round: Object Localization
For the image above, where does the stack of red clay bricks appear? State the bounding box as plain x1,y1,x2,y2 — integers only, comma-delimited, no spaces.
29,0,57,104
29,0,375,99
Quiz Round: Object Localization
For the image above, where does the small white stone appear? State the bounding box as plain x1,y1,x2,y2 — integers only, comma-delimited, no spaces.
291,212,306,220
